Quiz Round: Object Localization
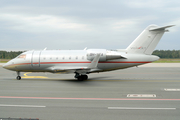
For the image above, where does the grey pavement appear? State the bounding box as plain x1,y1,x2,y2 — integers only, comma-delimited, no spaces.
0,66,180,120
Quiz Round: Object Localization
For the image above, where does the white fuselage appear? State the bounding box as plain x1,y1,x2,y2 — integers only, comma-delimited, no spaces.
3,49,159,73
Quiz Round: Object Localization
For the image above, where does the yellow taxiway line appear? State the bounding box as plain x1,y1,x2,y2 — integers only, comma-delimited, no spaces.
22,72,48,79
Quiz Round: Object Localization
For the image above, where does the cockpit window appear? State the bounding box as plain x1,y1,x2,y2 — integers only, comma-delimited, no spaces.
18,54,26,59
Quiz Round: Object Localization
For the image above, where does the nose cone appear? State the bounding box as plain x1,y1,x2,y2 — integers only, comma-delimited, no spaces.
2,61,15,71
2,62,9,69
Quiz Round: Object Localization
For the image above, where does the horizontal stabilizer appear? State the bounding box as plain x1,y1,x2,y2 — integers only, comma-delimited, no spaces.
149,25,175,31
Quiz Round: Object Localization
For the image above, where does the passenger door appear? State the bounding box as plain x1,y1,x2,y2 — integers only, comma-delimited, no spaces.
31,51,41,67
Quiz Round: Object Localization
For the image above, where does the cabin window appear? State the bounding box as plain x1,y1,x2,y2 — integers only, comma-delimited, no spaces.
62,57,65,60
56,57,58,59
44,57,46,60
76,56,78,59
82,56,84,59
69,56,71,60
18,54,26,59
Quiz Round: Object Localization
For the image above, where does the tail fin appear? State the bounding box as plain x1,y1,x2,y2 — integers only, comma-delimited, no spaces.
126,25,174,55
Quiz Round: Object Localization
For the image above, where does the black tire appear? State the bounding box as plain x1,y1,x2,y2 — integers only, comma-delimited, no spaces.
82,75,88,80
16,76,21,80
77,76,83,81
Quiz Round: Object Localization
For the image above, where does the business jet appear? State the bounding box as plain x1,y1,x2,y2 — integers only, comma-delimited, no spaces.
3,24,174,80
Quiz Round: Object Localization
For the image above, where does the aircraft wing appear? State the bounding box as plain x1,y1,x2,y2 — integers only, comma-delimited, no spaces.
47,54,101,74
88,54,100,68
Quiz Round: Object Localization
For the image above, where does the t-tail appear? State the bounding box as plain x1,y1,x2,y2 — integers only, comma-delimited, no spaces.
126,25,174,55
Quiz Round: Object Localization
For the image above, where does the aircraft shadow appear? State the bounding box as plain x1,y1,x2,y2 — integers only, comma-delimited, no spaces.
3,76,114,83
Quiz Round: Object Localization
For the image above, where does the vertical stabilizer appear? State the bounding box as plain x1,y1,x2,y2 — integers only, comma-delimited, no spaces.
126,25,174,55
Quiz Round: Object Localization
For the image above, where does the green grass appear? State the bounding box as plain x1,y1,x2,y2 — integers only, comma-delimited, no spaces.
0,59,10,63
153,59,180,63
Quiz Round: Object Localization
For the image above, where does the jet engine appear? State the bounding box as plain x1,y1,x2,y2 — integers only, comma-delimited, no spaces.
87,49,125,61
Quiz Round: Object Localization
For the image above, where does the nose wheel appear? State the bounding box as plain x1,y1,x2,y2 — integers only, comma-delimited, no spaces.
16,71,21,80
16,76,21,80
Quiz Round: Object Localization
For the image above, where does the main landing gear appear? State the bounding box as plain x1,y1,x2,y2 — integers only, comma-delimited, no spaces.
74,73,88,81
16,71,21,80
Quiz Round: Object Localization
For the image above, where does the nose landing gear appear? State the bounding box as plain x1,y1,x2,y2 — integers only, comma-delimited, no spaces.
16,71,21,80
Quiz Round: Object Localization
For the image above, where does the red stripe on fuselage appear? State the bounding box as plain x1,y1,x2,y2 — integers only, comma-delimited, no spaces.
40,62,91,64
7,63,31,66
7,61,151,67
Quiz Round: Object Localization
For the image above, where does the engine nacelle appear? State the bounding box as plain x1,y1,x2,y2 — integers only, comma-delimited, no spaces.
87,49,123,61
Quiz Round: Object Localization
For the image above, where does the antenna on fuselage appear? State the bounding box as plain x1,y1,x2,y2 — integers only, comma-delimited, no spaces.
84,47,87,50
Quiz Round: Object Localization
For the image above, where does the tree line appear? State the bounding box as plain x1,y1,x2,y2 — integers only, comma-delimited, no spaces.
0,50,180,59
0,51,23,59
152,50,180,58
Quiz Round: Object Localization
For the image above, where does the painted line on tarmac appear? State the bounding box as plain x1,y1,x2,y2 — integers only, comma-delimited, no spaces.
164,88,180,91
108,107,176,110
1,96,180,101
0,104,46,108
127,94,156,97
22,72,48,79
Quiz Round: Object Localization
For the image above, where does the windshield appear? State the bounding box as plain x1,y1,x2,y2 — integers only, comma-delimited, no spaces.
18,54,26,59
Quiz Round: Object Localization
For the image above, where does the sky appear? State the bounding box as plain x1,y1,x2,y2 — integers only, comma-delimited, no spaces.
0,0,180,51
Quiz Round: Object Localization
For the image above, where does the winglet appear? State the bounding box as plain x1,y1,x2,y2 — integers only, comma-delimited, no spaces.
88,54,101,69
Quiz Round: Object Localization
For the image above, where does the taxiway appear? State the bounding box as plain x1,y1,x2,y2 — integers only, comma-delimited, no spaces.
0,64,180,120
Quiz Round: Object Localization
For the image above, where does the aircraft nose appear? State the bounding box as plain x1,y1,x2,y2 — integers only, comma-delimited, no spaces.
2,59,17,71
2,63,9,69
2,61,15,70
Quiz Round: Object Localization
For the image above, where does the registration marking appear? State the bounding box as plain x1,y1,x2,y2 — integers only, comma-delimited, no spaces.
164,89,180,91
108,107,176,110
0,104,46,108
127,94,156,97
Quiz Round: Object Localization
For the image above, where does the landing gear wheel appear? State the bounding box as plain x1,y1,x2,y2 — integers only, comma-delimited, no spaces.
77,76,83,81
75,72,88,81
82,75,88,80
16,71,21,80
16,76,21,80
77,75,88,81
